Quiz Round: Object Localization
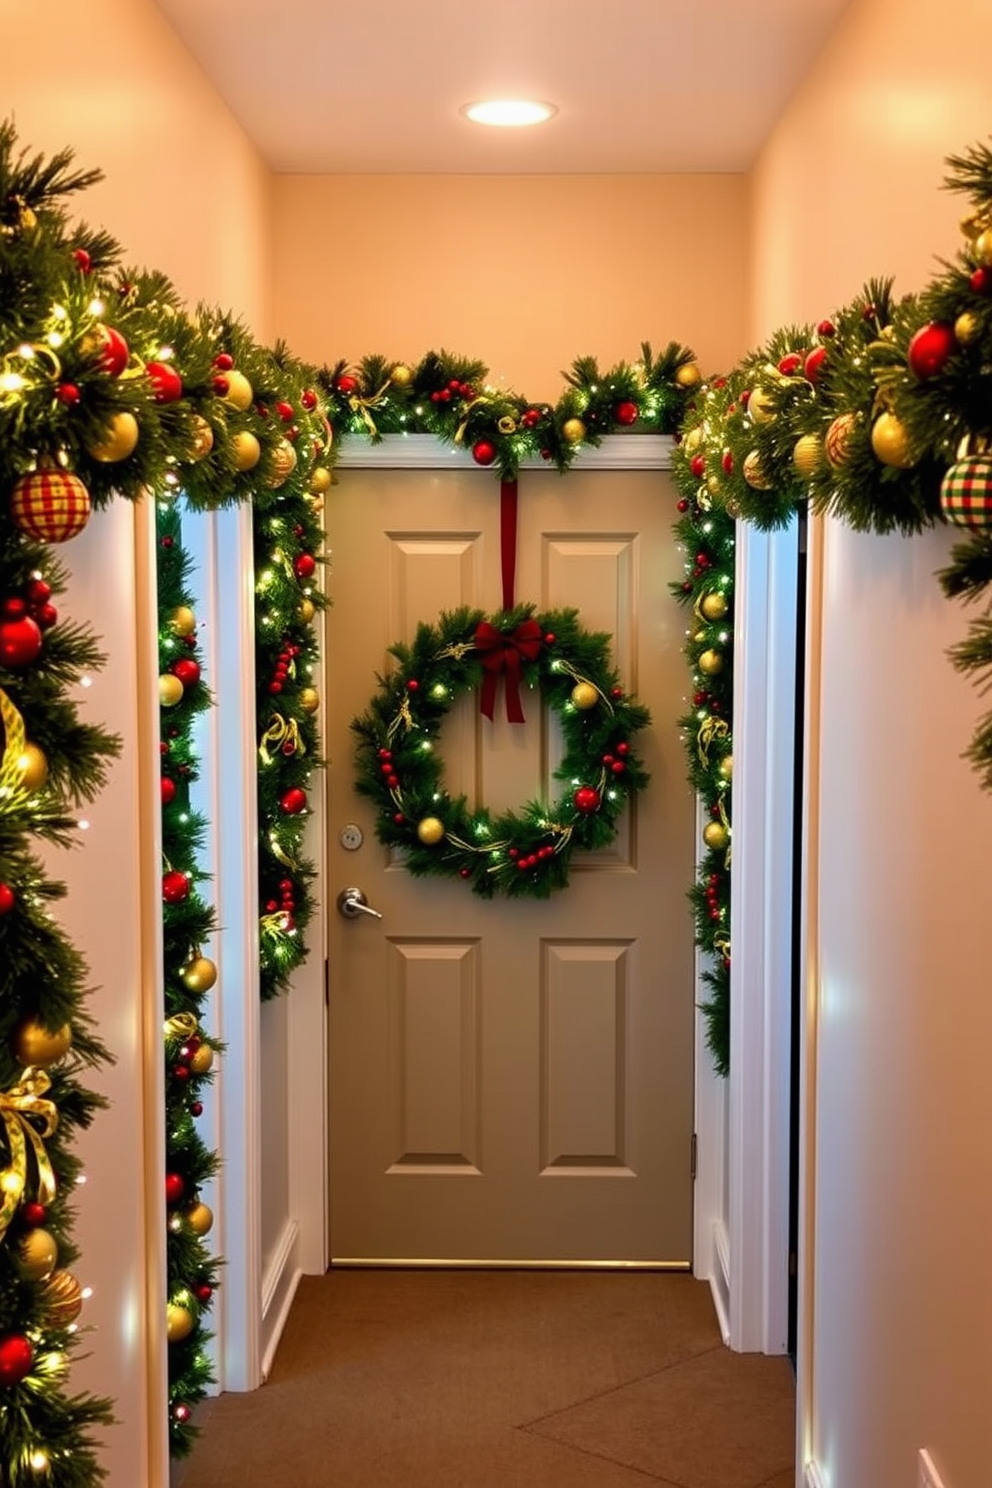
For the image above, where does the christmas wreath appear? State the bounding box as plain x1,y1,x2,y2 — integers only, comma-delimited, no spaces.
352,606,650,898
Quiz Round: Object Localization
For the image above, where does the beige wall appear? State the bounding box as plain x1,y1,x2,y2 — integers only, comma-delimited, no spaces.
273,174,750,398
0,4,273,1485
751,2,992,1485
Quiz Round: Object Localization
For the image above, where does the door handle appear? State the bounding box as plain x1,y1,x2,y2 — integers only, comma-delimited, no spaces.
336,886,383,921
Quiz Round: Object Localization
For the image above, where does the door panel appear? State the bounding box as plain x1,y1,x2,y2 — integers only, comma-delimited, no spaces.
326,461,693,1264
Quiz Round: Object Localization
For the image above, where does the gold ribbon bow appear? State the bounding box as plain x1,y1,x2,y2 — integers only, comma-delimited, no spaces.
259,713,305,765
164,1012,199,1041
260,910,292,942
696,715,729,767
0,685,28,810
453,395,494,444
348,379,392,437
0,1070,59,1243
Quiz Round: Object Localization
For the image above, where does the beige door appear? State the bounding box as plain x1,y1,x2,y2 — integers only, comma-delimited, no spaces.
325,454,694,1265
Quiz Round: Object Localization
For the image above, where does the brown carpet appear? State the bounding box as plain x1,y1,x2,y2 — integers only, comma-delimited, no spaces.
177,1270,796,1487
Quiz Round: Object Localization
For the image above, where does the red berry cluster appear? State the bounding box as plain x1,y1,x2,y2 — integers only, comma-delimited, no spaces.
691,550,713,582
172,1032,203,1083
268,639,300,696
0,580,58,668
430,378,475,406
693,688,722,715
264,876,297,932
520,406,544,429
377,746,399,791
704,871,723,923
509,843,557,872
602,740,630,775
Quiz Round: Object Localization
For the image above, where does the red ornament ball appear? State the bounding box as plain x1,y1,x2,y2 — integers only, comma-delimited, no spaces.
275,400,294,422
56,381,81,406
676,498,689,512
195,1284,213,1303
171,658,201,688
190,1101,204,1117
161,777,177,805
162,870,190,904
721,449,734,474
72,247,91,273
804,346,827,383
301,388,318,411
10,466,92,543
816,319,836,337
970,267,991,294
173,1403,192,1424
0,883,15,915
690,454,706,477
165,1173,185,1206
0,1334,33,1387
96,324,129,377
336,374,358,395
615,401,639,426
212,352,234,371
20,1201,46,1228
573,786,601,815
777,352,803,376
279,787,307,814
147,360,184,404
0,615,42,667
472,440,496,467
907,322,955,380
294,553,316,581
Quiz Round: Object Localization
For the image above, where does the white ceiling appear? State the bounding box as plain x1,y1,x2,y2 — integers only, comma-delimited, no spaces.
153,0,852,174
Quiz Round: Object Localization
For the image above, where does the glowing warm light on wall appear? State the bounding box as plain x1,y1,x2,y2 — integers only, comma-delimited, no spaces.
461,99,557,127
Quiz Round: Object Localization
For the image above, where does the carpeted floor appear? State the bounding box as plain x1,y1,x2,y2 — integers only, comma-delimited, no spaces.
177,1270,796,1487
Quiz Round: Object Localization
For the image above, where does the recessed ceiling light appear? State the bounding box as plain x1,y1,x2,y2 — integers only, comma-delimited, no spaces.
461,100,557,128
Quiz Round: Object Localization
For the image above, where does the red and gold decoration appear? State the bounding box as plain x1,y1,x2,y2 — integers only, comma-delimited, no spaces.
353,606,650,898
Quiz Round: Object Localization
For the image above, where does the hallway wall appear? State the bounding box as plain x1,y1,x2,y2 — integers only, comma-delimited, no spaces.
0,4,273,1484
272,172,750,399
749,1,992,1484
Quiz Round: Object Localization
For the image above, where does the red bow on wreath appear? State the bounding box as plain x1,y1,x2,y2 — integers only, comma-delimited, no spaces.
474,618,543,724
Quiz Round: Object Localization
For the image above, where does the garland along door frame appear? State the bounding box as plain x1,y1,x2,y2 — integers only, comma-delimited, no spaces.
324,436,695,1265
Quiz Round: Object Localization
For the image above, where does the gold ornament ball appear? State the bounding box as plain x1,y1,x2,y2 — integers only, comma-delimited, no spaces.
561,417,587,445
974,229,992,268
706,474,722,496
824,412,857,468
166,1303,194,1343
742,450,773,490
87,410,140,463
719,754,734,781
309,465,332,494
748,388,776,425
189,1043,214,1075
299,687,320,714
17,1228,58,1282
186,1202,214,1237
683,426,704,453
170,605,196,637
159,673,184,707
220,368,254,411
390,363,413,387
38,1270,84,1328
792,433,823,479
416,816,446,846
570,682,599,710
701,592,728,621
698,649,724,677
298,597,316,624
266,438,297,489
16,741,49,791
871,412,916,469
693,629,707,644
13,1017,72,1068
675,362,701,389
955,311,981,346
188,415,214,461
703,821,729,851
230,430,261,472
182,956,217,994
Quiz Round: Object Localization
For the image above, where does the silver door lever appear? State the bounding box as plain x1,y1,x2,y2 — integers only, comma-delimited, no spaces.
336,886,383,920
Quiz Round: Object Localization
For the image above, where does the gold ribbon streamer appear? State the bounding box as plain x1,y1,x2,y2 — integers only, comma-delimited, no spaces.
714,935,731,963
260,910,292,941
348,378,393,437
696,715,729,767
259,713,305,765
454,395,494,444
268,830,297,871
164,1013,199,1041
0,1071,58,1243
0,685,28,812
386,696,414,741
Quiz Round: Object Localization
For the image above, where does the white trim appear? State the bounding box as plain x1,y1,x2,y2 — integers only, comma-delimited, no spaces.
336,431,673,470
260,1218,302,1378
187,503,263,1392
710,1220,731,1345
728,520,797,1354
804,1461,827,1488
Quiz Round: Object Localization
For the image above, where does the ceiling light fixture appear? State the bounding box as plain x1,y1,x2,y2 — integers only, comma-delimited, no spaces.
461,99,557,128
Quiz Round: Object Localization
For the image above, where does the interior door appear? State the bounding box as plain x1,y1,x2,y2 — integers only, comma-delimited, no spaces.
325,453,694,1265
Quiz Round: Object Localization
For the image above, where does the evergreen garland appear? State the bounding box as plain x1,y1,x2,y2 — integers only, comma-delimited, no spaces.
155,504,222,1457
352,607,650,898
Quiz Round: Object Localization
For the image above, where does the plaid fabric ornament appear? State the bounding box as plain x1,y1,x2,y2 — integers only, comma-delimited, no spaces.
10,464,91,542
940,455,992,528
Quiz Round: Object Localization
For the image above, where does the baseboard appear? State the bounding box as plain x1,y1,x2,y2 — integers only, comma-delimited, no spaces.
709,1219,731,1345
260,1217,301,1380
805,1461,826,1488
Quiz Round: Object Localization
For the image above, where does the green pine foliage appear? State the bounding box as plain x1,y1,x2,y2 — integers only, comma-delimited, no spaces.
352,606,650,899
156,503,223,1458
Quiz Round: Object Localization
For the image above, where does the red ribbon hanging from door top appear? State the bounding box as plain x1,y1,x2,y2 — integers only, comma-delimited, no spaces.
474,618,542,724
500,478,518,611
